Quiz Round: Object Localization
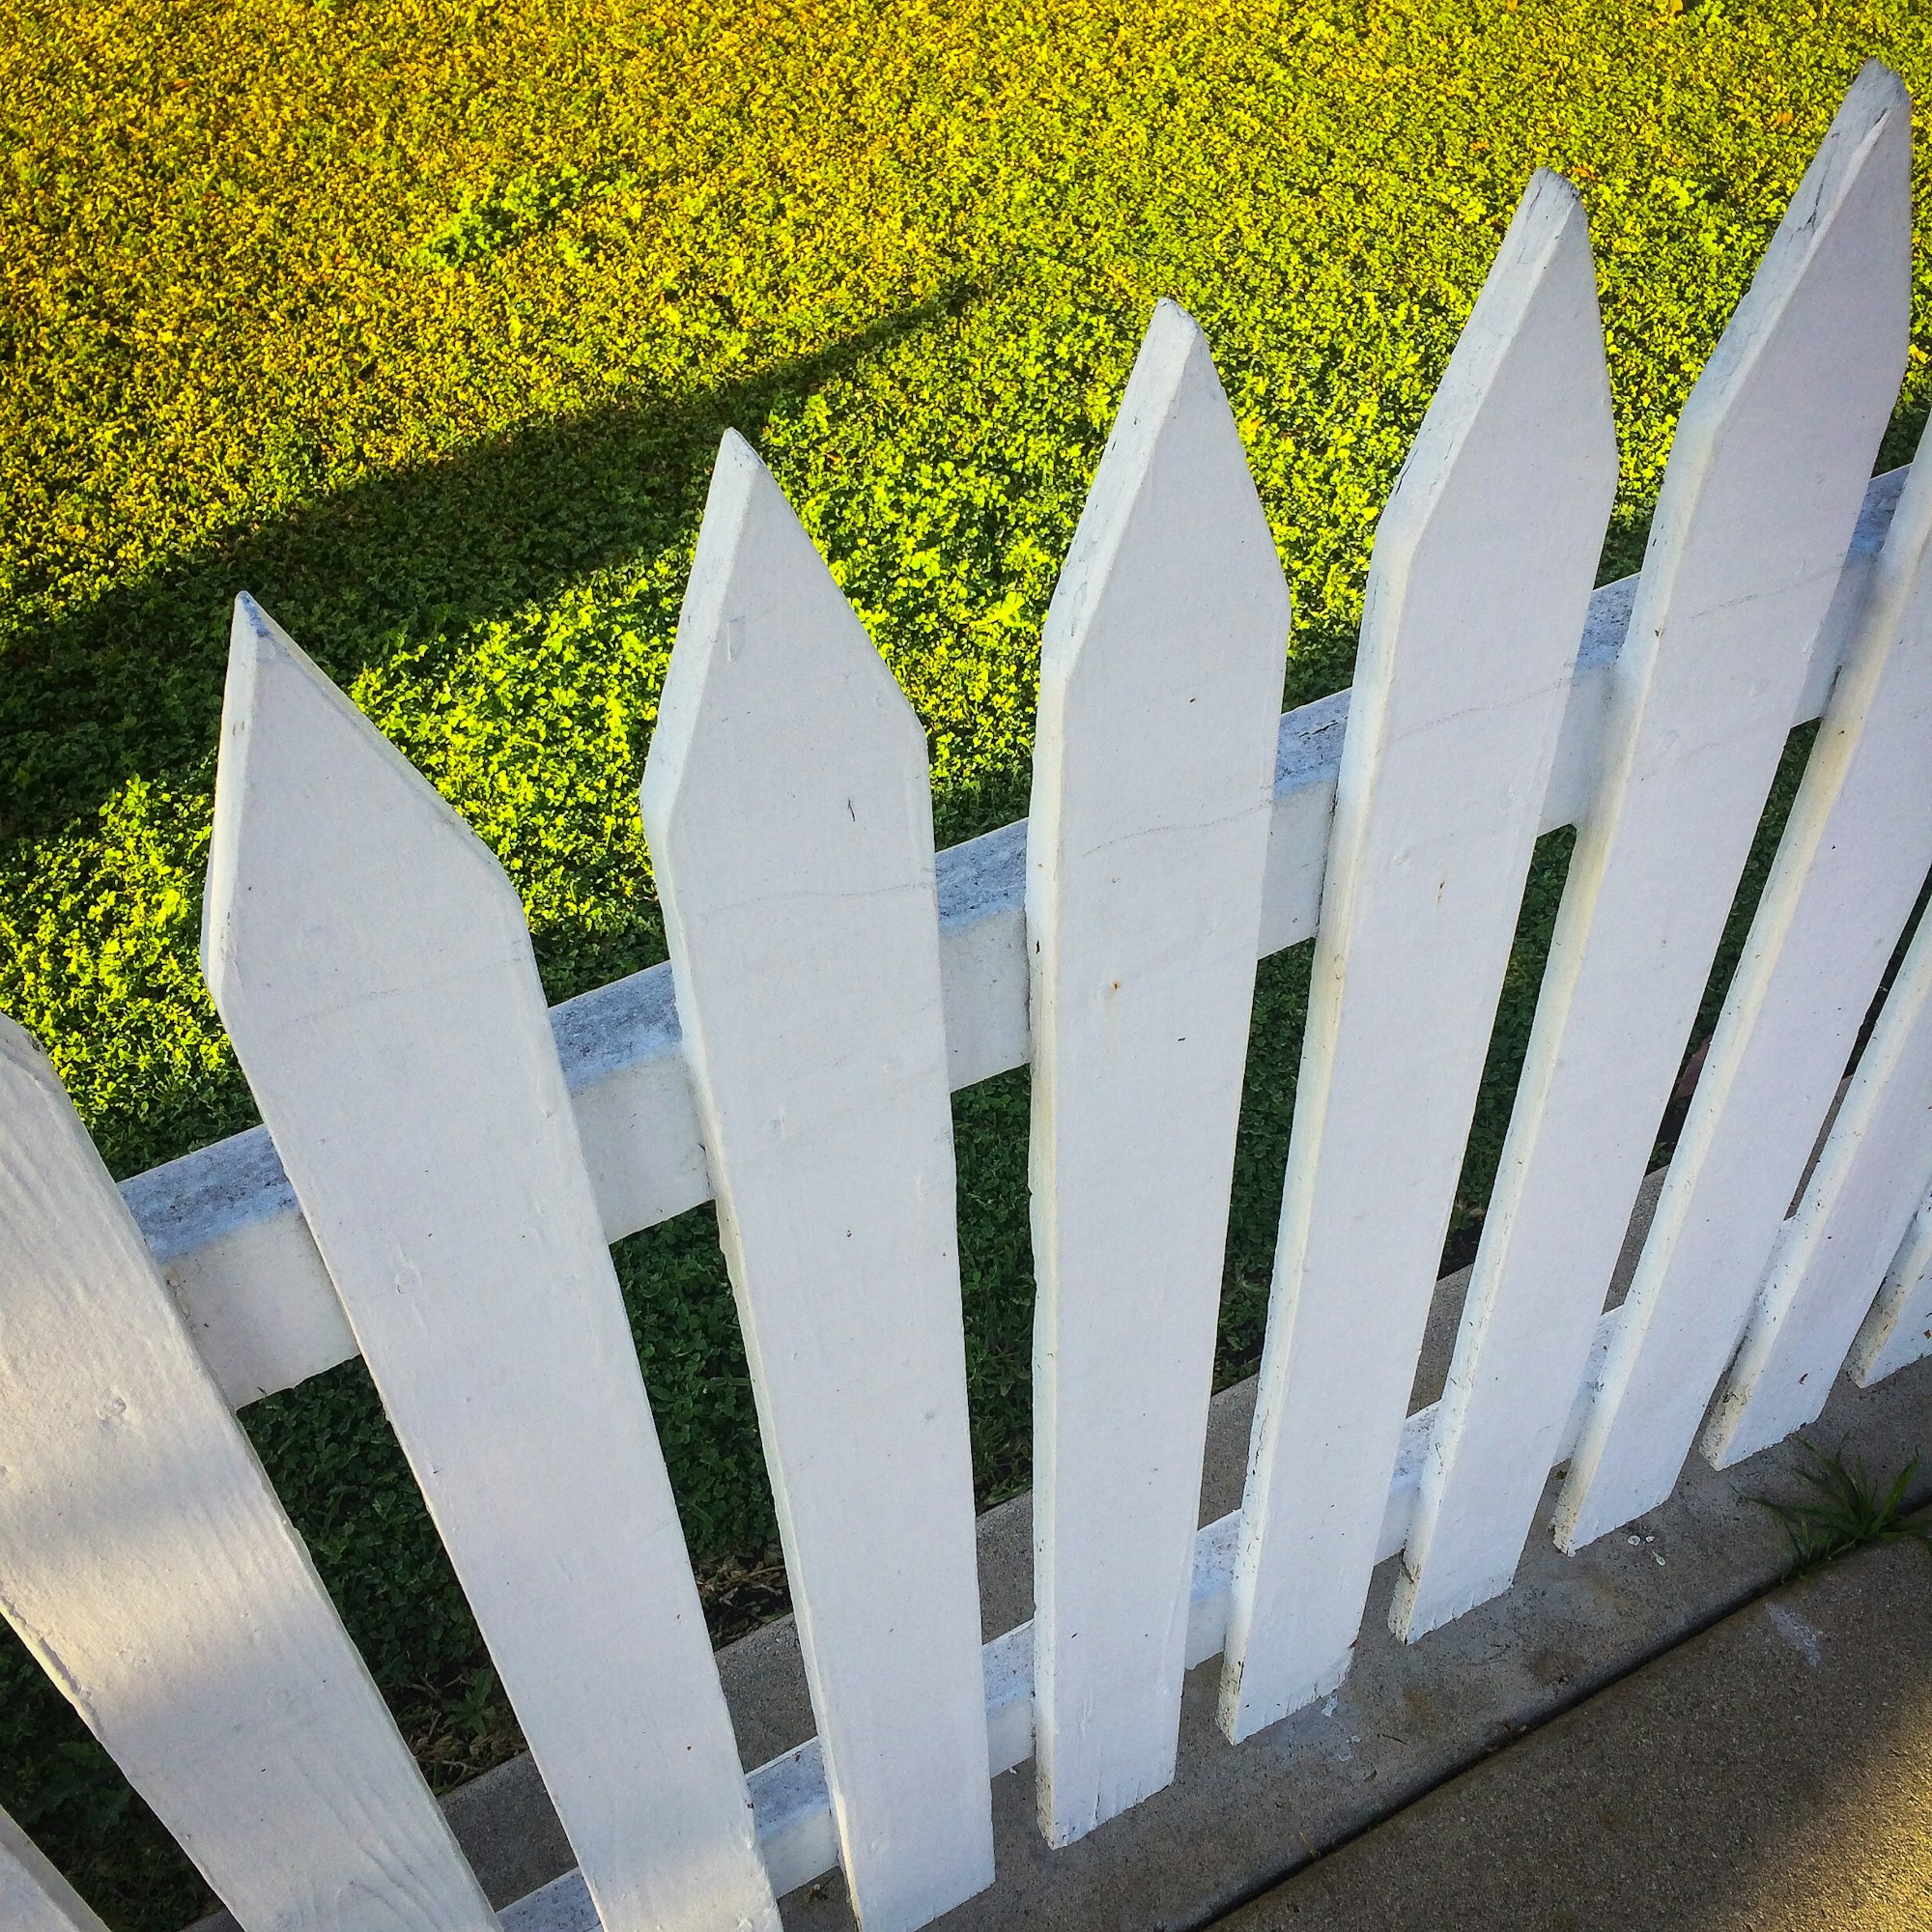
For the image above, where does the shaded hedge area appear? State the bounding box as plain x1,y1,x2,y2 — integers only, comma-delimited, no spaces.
3,0,1930,1918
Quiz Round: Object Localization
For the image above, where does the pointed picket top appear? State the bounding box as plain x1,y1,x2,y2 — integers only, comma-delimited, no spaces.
1028,299,1288,1843
642,436,994,1929
1360,169,1610,614
1,1809,111,1932
1037,298,1288,707
204,594,521,1019
1547,62,1913,1556
1219,167,1617,1741
643,429,931,923
1646,61,1908,524
0,1014,497,1932
204,595,778,1932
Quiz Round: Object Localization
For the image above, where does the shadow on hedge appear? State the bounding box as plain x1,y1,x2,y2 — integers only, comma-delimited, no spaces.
2,282,986,849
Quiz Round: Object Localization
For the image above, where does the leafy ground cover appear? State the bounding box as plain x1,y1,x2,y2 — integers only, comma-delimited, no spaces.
4,0,1932,1919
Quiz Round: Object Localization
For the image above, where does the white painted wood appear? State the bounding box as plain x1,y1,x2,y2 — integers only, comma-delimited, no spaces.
112,471,1905,1421
1849,1183,1932,1385
748,1741,838,1897
1380,67,1914,1622
640,434,994,1932
1220,171,1618,1741
1680,439,1932,1465
982,1623,1037,1777
1255,694,1349,952
1705,908,1932,1461
1026,301,1289,1843
0,1806,110,1932
201,599,776,1932
499,1292,1634,1929
1215,1306,1629,1666
937,819,1034,1087
1535,68,1915,1556
547,961,714,1246
499,1875,601,1932
120,1130,355,1406
0,1015,495,1932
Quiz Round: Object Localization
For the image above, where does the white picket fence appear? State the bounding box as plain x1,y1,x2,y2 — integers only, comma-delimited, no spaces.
6,56,1932,1932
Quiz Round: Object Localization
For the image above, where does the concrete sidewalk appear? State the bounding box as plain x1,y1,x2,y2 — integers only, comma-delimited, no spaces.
1222,1521,1932,1931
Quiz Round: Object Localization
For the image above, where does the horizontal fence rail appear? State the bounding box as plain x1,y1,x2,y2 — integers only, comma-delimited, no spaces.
118,466,1905,1414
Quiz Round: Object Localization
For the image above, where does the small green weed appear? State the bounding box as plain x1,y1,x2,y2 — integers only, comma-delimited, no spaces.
1753,1442,1932,1578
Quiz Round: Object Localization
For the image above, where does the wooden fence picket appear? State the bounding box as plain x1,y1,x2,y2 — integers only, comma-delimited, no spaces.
1850,1184,1932,1386
1219,169,1618,1740
1026,301,1288,1842
1544,68,1914,1553
202,600,777,1932
0,1017,496,1932
1,1808,110,1932
1706,907,1932,1462
1385,64,1912,1623
640,434,994,1931
1670,432,1932,1466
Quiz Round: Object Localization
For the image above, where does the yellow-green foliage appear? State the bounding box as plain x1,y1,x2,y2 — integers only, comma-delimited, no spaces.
8,0,1932,1172
3,0,1931,1919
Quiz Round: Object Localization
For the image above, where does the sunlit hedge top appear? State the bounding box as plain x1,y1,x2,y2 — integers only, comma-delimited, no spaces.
3,0,1930,1177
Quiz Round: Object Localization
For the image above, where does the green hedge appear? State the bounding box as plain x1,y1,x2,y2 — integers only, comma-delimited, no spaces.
3,0,1929,1919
